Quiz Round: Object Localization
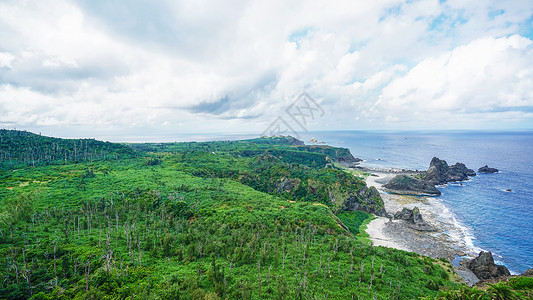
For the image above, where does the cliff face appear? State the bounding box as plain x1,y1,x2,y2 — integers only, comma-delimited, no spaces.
424,157,476,184
383,175,441,195
293,145,360,164
342,186,387,217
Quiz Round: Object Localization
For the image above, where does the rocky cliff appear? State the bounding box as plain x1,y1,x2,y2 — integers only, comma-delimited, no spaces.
342,186,387,217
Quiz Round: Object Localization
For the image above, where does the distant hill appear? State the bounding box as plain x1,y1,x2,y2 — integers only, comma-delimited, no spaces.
129,135,358,168
0,129,136,168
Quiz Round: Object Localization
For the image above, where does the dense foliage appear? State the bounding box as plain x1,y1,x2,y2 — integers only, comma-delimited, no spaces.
0,130,136,168
0,132,528,299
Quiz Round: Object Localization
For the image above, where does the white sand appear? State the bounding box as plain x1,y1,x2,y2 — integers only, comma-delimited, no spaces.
365,217,410,251
364,172,416,252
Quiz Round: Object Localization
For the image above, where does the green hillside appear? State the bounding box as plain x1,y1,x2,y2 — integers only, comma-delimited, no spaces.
0,130,136,168
0,131,528,299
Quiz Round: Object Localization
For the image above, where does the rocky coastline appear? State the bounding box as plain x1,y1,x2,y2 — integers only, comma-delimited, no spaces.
357,157,512,286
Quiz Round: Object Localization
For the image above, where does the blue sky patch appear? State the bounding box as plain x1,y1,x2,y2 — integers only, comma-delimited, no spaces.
288,27,313,48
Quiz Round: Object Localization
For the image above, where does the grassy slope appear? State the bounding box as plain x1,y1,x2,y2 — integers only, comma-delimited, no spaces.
3,132,525,299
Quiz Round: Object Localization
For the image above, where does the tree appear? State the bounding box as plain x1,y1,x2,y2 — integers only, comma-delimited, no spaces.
0,190,37,241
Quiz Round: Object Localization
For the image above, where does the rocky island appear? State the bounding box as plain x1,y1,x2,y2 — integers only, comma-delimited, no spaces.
478,165,499,173
424,157,477,184
383,174,441,195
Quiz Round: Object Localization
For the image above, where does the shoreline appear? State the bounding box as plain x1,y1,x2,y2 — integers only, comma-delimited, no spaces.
361,168,481,285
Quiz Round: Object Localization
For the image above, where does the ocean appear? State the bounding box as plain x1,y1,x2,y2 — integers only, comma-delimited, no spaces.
298,131,533,274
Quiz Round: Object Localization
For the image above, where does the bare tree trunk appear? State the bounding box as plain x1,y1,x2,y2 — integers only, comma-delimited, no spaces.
85,257,91,291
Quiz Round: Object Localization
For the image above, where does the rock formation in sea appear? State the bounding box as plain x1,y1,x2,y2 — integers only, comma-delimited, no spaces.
424,157,476,184
307,137,326,144
478,165,499,173
393,207,436,231
461,251,511,280
383,175,441,195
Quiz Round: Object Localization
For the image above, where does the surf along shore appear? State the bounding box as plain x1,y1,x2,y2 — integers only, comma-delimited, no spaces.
359,167,480,285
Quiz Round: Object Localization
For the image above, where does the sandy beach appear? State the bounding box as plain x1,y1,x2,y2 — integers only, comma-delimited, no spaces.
365,216,410,251
362,170,480,285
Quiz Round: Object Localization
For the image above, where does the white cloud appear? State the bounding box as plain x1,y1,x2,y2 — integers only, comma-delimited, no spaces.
376,35,533,120
0,52,15,69
0,0,532,139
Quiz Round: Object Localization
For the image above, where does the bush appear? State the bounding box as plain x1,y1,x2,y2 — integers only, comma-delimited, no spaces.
509,276,533,290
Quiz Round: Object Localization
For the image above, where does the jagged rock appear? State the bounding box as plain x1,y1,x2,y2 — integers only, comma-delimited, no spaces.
478,165,499,173
424,157,476,184
461,251,511,280
383,175,441,195
343,186,387,217
393,207,436,231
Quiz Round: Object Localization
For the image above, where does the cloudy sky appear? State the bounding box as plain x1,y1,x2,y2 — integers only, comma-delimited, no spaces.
1,0,532,141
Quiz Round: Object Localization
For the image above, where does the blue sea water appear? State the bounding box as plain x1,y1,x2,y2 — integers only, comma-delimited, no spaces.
299,131,533,274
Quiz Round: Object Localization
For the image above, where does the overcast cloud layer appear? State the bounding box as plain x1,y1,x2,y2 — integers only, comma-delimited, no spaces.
1,0,532,140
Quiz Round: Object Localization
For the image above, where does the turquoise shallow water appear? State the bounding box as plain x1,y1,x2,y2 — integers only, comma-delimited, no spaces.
299,130,533,274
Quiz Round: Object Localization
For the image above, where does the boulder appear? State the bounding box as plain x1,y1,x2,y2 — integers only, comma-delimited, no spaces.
393,207,436,231
424,157,476,184
383,175,441,195
478,165,499,173
461,251,511,280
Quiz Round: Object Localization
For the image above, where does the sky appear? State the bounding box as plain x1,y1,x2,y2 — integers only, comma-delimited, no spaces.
1,0,533,141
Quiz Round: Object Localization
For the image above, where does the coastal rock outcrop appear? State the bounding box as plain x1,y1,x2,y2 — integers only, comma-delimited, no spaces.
393,207,436,231
383,175,441,195
478,165,499,173
343,186,387,217
307,137,325,144
424,157,476,185
522,268,533,276
461,251,511,280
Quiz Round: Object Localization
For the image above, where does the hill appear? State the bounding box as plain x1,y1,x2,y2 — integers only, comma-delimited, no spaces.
0,129,136,168
0,131,528,299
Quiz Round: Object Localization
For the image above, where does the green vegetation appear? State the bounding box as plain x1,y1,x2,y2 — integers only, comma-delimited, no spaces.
337,211,374,237
0,130,136,169
0,130,529,299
